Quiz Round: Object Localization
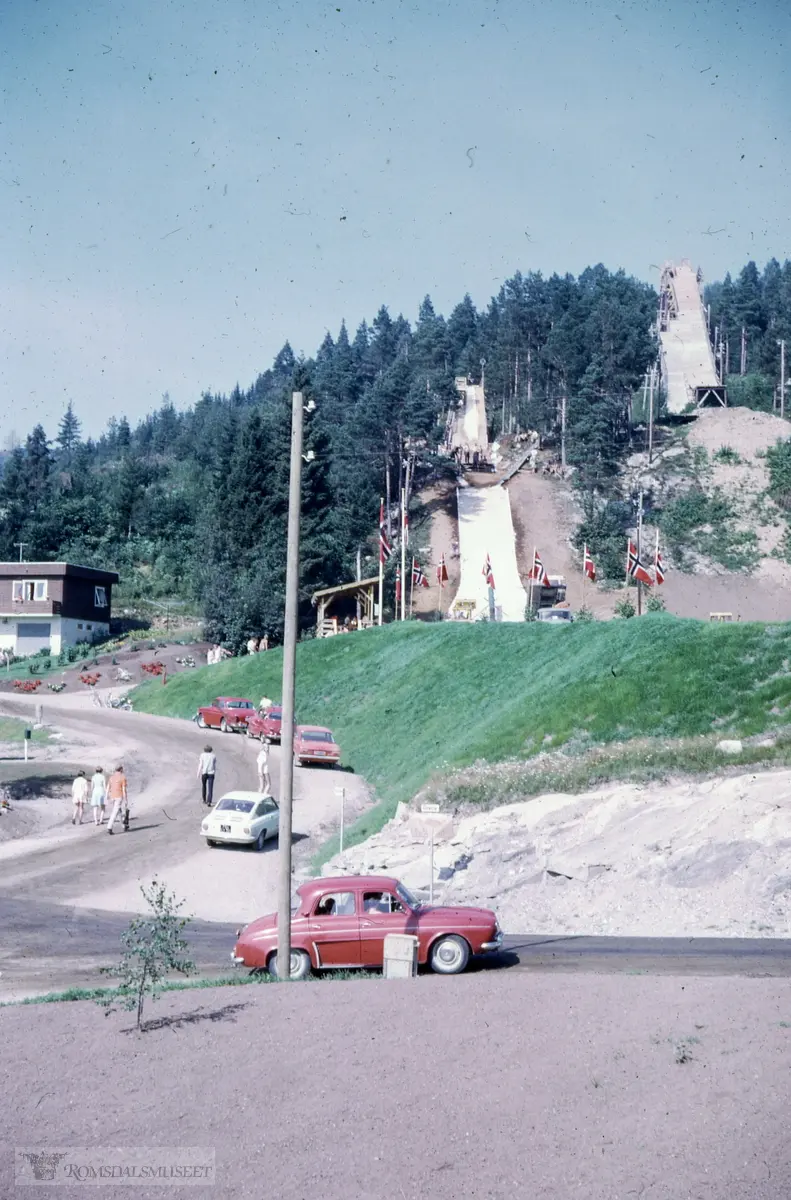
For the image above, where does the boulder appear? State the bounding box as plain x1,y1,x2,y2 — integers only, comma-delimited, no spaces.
716,739,743,755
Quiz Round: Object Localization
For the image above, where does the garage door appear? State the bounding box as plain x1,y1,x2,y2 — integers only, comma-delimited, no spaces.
16,623,52,655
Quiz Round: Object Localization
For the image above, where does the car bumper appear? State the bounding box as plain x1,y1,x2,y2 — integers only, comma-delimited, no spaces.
202,831,255,845
299,755,340,764
479,932,504,953
231,953,245,966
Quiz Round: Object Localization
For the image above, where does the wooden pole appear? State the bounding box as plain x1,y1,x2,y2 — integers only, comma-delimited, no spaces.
560,395,567,471
400,488,406,622
648,367,655,464
781,340,786,421
740,326,747,376
276,390,304,981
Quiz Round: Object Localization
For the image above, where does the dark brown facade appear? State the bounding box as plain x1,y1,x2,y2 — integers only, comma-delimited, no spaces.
0,562,120,620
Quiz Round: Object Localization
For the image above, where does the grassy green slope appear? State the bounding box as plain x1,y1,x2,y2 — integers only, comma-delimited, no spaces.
132,618,791,848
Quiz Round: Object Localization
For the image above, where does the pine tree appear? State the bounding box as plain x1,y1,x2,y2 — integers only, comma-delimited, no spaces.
57,402,81,459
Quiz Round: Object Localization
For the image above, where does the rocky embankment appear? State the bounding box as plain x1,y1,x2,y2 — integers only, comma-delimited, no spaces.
323,769,791,937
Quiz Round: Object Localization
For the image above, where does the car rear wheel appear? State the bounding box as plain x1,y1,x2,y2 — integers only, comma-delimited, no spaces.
197,714,206,729
267,949,311,981
254,829,267,852
220,718,228,733
429,934,470,975
293,754,301,768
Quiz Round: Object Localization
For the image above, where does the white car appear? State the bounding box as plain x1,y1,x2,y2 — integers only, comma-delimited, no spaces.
201,791,279,850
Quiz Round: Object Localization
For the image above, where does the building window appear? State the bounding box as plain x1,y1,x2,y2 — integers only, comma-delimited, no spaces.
77,623,83,630
13,580,47,602
86,623,93,631
94,586,108,607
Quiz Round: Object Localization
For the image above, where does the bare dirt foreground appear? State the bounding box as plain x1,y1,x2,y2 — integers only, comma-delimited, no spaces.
1,973,790,1199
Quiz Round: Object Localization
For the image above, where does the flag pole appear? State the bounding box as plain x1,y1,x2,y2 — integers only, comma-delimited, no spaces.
400,488,406,622
636,488,644,616
378,496,384,626
581,545,586,612
655,527,660,585
409,557,415,618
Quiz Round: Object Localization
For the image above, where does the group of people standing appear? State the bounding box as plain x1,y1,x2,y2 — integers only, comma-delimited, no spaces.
71,765,129,833
196,739,271,807
245,636,269,655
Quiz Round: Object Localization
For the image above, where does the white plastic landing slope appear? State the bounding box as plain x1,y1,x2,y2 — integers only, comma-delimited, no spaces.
659,260,719,414
450,378,488,453
455,486,526,621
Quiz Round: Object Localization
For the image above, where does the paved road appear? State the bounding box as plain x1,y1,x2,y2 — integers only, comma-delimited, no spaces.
4,894,791,1000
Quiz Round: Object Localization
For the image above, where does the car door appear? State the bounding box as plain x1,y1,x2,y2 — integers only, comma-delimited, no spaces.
359,891,410,966
253,797,279,840
205,701,221,729
308,890,361,967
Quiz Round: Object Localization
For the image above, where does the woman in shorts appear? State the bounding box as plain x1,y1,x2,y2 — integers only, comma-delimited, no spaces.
90,766,107,826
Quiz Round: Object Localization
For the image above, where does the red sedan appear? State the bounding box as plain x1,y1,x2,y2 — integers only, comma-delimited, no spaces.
196,696,255,733
293,725,340,767
231,874,502,979
246,705,283,742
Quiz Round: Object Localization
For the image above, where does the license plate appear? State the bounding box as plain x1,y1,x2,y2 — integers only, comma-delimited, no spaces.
220,824,231,833
315,751,325,756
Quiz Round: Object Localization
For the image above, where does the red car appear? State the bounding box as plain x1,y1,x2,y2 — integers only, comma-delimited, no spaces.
293,724,340,767
196,696,255,733
231,874,502,979
246,705,283,742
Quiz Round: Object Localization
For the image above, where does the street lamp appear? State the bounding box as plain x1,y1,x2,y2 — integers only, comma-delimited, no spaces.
276,391,306,980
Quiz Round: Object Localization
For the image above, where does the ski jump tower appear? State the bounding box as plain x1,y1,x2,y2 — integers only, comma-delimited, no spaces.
658,260,727,414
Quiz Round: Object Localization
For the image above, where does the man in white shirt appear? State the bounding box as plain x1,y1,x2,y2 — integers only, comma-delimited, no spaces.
71,770,89,825
197,745,217,806
256,743,271,794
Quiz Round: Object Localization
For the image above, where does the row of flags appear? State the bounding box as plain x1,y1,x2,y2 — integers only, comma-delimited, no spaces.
379,501,665,604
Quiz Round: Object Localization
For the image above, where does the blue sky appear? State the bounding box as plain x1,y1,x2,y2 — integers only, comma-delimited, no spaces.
1,0,789,442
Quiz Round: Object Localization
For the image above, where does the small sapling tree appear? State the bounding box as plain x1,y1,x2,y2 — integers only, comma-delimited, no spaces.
98,878,196,1030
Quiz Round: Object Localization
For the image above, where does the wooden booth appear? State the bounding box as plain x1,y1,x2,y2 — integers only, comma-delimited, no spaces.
312,578,379,638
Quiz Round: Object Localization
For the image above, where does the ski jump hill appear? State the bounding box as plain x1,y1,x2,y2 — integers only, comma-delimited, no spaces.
446,377,527,623
658,260,726,414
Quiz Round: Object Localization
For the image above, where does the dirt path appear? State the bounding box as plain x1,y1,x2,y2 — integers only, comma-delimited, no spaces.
411,479,461,617
507,467,618,617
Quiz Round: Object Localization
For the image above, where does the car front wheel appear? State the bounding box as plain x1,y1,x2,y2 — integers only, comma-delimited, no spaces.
220,718,228,733
206,838,217,848
429,934,470,975
267,949,311,981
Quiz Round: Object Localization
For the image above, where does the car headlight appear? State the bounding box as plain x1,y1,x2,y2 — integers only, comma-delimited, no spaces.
242,826,251,835
201,823,209,832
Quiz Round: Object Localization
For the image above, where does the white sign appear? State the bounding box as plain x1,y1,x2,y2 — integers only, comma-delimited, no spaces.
334,787,345,798
421,803,440,814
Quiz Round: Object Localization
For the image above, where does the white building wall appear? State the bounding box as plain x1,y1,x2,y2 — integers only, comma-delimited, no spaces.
0,615,109,656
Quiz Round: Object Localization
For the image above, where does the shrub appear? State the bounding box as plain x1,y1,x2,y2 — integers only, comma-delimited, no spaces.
614,596,636,619
713,445,741,465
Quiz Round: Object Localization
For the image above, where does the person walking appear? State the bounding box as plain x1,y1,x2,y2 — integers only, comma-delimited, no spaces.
198,744,217,806
90,766,107,826
256,741,271,794
71,770,89,825
106,765,129,834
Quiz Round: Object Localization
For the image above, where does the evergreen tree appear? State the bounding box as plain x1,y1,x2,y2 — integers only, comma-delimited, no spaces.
57,402,82,460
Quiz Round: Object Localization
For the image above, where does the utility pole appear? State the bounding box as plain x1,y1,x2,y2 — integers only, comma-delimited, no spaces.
648,366,655,465
780,340,786,420
740,326,747,376
276,390,305,982
13,543,27,564
560,395,567,471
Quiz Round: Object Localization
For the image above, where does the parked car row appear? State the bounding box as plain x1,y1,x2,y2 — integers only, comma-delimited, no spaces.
195,697,340,768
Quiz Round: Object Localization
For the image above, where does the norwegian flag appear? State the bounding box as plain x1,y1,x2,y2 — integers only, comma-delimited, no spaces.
654,540,665,586
395,565,401,606
529,548,550,587
379,500,392,563
412,558,429,588
482,553,495,590
436,554,448,585
583,543,596,583
627,539,653,586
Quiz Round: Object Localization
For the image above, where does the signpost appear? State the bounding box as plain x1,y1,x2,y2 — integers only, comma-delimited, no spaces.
334,786,346,854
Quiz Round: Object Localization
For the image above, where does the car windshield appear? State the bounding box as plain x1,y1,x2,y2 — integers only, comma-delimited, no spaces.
396,883,421,911
226,701,253,709
216,798,255,813
303,730,334,743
